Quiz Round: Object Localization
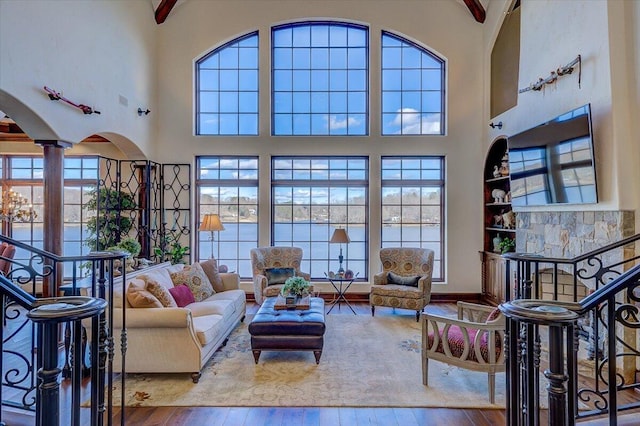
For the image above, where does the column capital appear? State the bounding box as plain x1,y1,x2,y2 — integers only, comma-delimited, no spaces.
34,139,72,149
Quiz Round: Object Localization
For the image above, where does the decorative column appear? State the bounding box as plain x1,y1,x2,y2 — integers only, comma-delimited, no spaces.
35,140,71,297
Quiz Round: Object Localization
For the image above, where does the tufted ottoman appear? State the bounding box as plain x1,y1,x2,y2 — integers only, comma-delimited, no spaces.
248,297,326,364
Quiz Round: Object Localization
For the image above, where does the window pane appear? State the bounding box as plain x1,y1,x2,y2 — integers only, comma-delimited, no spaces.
272,156,368,279
196,33,258,135
381,156,445,281
272,23,368,136
196,156,259,278
381,32,445,135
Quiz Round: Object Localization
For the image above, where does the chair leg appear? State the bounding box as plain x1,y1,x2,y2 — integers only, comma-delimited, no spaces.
371,305,375,317
415,310,421,322
422,356,429,386
488,372,495,404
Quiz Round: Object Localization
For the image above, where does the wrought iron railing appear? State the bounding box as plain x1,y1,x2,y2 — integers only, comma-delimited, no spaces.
0,235,126,426
501,233,640,426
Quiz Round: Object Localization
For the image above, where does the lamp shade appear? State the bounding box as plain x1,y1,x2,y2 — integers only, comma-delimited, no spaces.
199,213,225,232
330,228,350,244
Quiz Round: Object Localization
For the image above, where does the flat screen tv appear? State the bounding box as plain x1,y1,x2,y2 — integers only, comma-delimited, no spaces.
507,104,598,207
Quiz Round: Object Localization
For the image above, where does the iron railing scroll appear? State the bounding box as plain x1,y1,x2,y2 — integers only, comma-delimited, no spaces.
0,235,126,426
501,233,640,426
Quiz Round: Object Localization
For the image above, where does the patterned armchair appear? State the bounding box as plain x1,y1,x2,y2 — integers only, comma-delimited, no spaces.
370,247,434,321
422,302,505,403
250,246,311,305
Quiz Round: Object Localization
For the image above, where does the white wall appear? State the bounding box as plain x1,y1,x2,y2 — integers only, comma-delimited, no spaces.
0,0,157,158
154,0,486,293
486,0,622,213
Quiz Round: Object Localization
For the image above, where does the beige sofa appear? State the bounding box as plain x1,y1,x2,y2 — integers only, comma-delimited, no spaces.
104,261,246,383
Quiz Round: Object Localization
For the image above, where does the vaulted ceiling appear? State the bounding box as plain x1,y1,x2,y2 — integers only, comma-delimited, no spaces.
150,0,488,25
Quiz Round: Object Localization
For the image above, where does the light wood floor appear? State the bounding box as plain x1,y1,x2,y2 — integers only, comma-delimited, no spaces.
62,302,507,425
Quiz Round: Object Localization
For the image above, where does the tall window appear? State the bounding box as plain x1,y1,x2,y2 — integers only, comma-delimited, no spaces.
381,32,445,135
196,156,258,278
196,32,259,135
272,22,368,135
381,157,444,280
272,156,368,278
0,156,98,278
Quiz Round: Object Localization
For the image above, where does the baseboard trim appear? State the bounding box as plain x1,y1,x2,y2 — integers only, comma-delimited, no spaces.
246,292,483,304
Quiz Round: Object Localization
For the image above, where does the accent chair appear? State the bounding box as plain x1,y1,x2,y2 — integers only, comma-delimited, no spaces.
250,246,311,305
421,301,505,403
370,247,434,321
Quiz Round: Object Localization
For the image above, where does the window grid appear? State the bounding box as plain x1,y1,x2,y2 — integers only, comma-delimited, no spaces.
1,155,98,278
196,156,259,278
381,32,445,135
272,22,369,136
381,157,444,281
271,156,368,279
196,32,259,135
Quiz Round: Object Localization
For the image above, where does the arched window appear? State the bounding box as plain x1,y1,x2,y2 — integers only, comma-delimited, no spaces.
381,32,445,135
196,32,259,135
272,22,368,136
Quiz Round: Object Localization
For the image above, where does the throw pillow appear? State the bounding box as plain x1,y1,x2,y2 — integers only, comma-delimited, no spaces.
198,258,224,293
168,284,196,307
170,263,215,302
126,279,163,308
145,278,178,307
387,271,420,287
264,267,295,286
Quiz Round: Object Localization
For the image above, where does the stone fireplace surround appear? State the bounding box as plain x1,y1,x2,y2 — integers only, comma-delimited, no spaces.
515,210,635,292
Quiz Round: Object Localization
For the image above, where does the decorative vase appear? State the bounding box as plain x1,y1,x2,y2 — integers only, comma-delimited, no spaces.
125,257,136,272
492,235,502,253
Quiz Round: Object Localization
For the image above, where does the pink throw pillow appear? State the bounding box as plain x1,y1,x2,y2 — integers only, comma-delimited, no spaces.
169,284,195,307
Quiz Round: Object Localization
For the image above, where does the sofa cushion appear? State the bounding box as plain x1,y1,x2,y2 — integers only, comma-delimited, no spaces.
209,289,246,313
138,269,175,290
188,298,235,318
264,267,295,286
170,263,214,302
387,271,420,287
198,258,224,293
126,278,163,308
145,279,177,307
192,314,225,346
169,284,196,307
370,284,423,299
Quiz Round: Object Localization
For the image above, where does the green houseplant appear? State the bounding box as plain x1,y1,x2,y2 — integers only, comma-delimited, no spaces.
280,276,311,297
111,237,142,258
499,236,515,254
85,187,137,251
153,233,188,264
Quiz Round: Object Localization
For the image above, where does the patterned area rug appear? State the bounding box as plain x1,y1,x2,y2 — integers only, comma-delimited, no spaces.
113,313,506,408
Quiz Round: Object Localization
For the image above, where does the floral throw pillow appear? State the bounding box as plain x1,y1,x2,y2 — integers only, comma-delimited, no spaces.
198,258,224,293
144,278,177,308
170,263,214,302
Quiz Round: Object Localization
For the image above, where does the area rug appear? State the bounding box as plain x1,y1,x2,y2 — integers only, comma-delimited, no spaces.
112,314,506,408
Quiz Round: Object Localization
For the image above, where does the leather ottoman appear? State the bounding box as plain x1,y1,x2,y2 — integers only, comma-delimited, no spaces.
248,297,326,364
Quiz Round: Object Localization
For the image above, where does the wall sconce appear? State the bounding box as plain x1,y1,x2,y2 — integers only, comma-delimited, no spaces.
489,121,503,129
137,108,151,116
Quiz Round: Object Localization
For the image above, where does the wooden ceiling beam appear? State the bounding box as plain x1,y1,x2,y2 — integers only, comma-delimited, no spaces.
463,0,486,23
155,0,178,25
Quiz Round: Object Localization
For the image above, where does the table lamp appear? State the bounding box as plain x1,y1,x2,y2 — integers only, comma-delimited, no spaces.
199,213,225,258
330,228,350,276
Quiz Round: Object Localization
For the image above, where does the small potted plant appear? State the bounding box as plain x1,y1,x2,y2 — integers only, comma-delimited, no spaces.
109,237,142,273
498,236,515,254
280,276,311,304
